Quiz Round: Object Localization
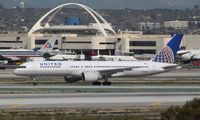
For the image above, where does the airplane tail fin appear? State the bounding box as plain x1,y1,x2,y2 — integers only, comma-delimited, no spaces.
151,34,184,63
38,39,56,53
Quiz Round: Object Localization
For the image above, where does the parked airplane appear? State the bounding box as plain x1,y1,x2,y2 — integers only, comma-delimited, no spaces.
177,49,200,62
0,39,56,61
14,34,183,86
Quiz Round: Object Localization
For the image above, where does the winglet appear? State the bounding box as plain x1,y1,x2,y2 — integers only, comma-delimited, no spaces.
151,34,184,63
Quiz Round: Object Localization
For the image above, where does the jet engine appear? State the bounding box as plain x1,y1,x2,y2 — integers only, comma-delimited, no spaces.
82,72,102,82
64,76,82,83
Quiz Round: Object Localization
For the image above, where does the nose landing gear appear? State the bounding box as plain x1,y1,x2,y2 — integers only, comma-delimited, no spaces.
31,77,38,86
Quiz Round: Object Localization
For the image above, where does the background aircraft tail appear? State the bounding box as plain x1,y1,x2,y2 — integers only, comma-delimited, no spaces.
38,39,56,53
151,34,184,63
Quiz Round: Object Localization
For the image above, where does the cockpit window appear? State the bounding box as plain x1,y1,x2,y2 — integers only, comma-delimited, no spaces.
18,66,26,68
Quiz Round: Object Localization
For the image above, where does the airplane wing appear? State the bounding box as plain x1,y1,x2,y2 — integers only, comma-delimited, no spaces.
177,51,190,55
162,64,181,71
6,56,21,61
0,55,8,60
98,67,135,77
0,55,13,61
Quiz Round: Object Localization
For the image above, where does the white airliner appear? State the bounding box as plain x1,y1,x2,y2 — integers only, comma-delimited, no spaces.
14,34,184,86
177,49,200,62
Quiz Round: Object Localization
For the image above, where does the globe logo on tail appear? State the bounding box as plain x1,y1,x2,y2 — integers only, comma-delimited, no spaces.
152,46,174,63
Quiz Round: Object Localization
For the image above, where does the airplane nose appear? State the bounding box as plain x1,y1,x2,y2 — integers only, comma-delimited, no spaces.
14,68,28,76
14,69,21,75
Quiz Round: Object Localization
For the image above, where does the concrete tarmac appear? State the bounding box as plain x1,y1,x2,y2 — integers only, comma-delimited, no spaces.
0,84,199,110
0,92,199,110
0,84,200,93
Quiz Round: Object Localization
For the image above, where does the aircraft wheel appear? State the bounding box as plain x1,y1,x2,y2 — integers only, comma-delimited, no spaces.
92,81,101,86
33,82,38,86
102,82,112,86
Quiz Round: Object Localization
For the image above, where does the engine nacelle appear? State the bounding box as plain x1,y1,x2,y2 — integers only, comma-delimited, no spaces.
82,72,102,82
64,76,82,83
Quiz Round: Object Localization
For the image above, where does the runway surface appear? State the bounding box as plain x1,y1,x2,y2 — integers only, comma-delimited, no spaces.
1,84,200,93
0,84,199,110
0,92,199,110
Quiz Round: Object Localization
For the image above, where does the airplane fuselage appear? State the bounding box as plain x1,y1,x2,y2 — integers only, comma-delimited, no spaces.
14,61,176,78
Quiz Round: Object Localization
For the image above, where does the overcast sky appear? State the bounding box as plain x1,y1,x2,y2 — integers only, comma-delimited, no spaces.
0,0,200,9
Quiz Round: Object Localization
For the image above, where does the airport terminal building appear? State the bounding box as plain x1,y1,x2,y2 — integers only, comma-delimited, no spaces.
1,32,200,60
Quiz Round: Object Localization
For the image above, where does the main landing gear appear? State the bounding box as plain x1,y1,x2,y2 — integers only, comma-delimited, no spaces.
102,81,112,86
31,77,38,86
92,81,112,86
92,81,101,85
92,77,112,86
